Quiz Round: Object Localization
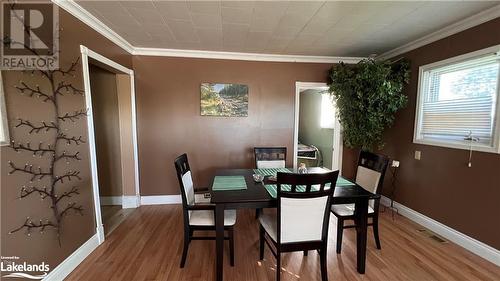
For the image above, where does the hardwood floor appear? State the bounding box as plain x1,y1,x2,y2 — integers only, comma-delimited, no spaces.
101,205,134,236
68,205,500,281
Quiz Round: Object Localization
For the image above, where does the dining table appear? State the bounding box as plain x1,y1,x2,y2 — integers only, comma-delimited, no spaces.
209,167,379,281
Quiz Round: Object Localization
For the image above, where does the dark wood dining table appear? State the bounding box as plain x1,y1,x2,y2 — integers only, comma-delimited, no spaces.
209,168,379,281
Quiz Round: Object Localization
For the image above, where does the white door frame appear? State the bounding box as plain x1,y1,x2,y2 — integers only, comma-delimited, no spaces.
80,45,140,244
293,82,343,172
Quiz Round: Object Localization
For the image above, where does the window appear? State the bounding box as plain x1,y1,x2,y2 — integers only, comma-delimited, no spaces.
320,93,335,129
0,71,9,146
414,46,500,153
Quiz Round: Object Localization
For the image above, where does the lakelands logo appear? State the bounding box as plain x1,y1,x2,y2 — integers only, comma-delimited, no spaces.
1,256,49,279
1,1,59,70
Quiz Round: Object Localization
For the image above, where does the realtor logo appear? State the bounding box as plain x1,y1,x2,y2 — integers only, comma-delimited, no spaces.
1,1,59,70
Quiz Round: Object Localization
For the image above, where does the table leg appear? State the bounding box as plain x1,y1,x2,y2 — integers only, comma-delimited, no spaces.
215,204,225,281
354,198,369,274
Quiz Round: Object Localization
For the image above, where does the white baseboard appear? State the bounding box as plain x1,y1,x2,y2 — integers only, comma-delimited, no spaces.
43,234,99,281
100,196,122,206
141,195,181,205
122,195,140,209
381,196,500,266
100,196,139,208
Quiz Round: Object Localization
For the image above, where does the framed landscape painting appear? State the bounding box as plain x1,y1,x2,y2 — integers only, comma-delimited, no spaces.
200,83,248,117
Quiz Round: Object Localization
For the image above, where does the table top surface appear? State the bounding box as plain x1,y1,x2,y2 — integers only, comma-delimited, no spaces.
209,168,379,204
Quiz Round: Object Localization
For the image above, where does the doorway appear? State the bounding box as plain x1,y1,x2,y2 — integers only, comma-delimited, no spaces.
294,82,342,172
81,46,140,243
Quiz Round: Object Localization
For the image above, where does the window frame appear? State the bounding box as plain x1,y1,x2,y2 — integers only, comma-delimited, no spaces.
413,44,500,154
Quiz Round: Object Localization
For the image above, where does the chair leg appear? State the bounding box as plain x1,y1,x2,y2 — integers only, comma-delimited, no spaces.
229,228,235,266
255,208,262,219
276,251,281,281
320,248,328,281
259,224,265,260
373,216,381,249
180,228,190,268
336,218,344,254
303,250,308,256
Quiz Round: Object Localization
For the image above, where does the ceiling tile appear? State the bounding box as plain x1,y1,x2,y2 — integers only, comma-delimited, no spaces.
78,0,500,56
153,1,191,21
188,1,221,15
222,7,252,24
166,20,200,43
192,13,222,29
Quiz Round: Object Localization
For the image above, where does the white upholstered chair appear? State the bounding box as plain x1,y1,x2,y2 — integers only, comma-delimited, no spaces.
331,151,389,253
174,154,236,268
259,171,339,281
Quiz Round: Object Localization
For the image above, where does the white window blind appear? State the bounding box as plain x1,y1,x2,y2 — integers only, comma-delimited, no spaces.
416,50,500,151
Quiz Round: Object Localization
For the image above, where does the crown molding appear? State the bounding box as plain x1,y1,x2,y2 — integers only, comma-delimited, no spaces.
378,4,500,60
133,47,364,64
52,0,134,54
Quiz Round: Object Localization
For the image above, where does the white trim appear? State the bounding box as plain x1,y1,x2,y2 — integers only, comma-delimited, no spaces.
293,82,343,172
381,196,500,266
80,46,104,244
0,71,10,146
43,234,99,281
378,4,500,59
141,195,182,205
133,47,363,64
80,45,140,244
100,196,122,206
122,195,140,209
413,44,500,154
52,0,134,53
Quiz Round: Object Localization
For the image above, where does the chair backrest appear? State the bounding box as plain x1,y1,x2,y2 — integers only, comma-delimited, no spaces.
254,147,287,169
174,154,195,209
355,151,390,194
276,171,339,244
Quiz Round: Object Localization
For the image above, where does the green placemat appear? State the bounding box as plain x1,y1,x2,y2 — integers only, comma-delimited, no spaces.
263,176,354,198
253,168,291,176
212,176,247,191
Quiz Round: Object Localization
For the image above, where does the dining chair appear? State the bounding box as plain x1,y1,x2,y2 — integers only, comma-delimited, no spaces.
254,147,287,218
331,150,389,253
254,147,287,169
258,171,339,281
174,153,236,268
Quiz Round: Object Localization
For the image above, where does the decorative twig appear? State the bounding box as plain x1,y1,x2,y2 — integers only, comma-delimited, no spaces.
19,186,51,200
60,202,84,218
15,82,54,103
8,217,57,236
55,187,80,204
55,81,84,96
53,58,79,77
57,133,85,145
58,109,87,122
55,151,81,162
54,171,81,184
16,119,58,134
8,161,52,182
10,141,55,157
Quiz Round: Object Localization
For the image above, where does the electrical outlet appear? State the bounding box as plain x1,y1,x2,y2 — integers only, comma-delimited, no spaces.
391,160,400,167
415,150,422,160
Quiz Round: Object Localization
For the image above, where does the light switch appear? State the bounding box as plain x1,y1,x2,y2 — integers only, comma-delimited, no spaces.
415,150,421,160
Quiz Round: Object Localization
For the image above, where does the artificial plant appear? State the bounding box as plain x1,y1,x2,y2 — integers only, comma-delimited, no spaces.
328,58,410,151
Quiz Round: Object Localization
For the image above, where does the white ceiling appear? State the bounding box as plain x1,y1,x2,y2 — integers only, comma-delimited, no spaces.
76,1,500,57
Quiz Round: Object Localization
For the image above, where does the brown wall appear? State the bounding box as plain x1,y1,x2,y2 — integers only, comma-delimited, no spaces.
133,56,331,195
1,9,132,272
342,18,500,250
90,65,122,197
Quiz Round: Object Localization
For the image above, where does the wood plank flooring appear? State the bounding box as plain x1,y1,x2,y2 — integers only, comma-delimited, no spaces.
67,205,500,281
101,205,134,236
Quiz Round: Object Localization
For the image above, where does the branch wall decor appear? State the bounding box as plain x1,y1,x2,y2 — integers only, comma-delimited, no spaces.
7,58,86,245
